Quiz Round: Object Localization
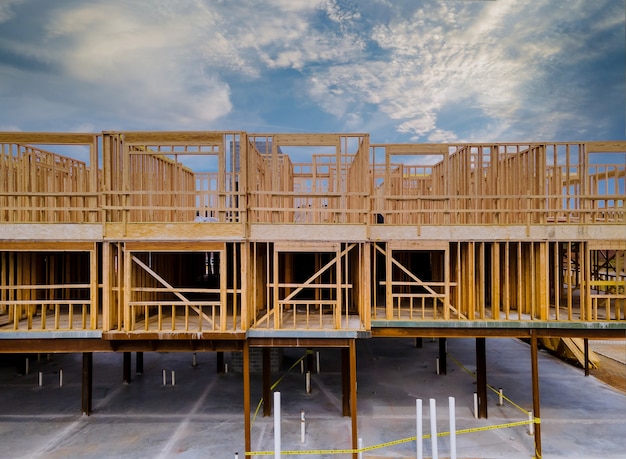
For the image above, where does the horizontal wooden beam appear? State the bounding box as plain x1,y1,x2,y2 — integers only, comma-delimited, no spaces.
0,132,96,144
0,241,94,251
0,338,244,353
372,327,626,339
120,131,225,145
248,337,353,348
124,241,225,252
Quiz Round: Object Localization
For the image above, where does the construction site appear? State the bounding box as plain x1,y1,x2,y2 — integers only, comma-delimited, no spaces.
0,131,624,458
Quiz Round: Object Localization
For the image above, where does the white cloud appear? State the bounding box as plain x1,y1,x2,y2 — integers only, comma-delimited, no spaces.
307,0,624,141
0,0,621,140
0,0,24,23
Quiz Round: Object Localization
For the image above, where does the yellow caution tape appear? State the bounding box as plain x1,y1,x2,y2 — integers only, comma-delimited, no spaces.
251,353,308,426
245,417,540,456
448,353,531,416
248,350,541,455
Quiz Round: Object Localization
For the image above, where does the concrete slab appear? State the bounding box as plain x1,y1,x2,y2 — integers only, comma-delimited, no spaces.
0,338,624,458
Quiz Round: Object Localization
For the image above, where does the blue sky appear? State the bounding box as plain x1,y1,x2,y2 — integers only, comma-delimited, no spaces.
0,0,624,143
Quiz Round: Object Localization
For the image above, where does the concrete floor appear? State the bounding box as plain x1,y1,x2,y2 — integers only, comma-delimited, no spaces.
0,337,624,458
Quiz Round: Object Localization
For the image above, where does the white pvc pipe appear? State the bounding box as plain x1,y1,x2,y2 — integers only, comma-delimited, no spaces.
171,371,176,386
416,399,423,459
300,410,305,443
300,360,304,374
449,397,456,459
163,369,167,385
358,437,363,459
499,388,504,406
38,371,43,387
274,392,281,459
473,393,478,419
430,398,438,459
316,351,320,373
305,371,311,394
436,358,440,375
528,411,534,435
59,369,63,387
225,363,228,373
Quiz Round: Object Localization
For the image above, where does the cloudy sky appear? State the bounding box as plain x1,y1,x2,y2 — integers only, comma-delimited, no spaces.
0,0,624,143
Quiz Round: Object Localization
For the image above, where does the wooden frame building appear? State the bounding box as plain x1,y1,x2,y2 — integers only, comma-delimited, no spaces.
1,131,624,456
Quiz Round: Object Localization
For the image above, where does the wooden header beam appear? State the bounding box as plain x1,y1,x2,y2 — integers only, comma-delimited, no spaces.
0,132,97,144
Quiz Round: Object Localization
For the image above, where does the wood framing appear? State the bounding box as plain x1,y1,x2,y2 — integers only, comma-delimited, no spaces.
0,131,623,347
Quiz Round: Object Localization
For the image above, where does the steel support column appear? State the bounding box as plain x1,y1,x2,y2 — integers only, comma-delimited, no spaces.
349,339,358,459
123,352,131,383
217,351,226,374
136,352,143,375
531,331,542,458
243,343,251,454
82,352,93,415
476,338,487,419
341,347,350,416
262,347,272,416
439,338,447,375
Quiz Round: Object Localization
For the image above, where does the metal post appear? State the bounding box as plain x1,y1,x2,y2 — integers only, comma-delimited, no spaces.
439,338,447,375
263,348,272,417
429,398,438,459
123,352,131,384
243,343,251,454
531,331,542,458
476,338,488,419
350,340,358,459
217,351,226,374
274,391,281,459
449,397,456,459
341,347,350,416
136,352,143,375
82,352,93,415
306,348,315,374
416,399,423,459
584,338,590,376
473,393,478,419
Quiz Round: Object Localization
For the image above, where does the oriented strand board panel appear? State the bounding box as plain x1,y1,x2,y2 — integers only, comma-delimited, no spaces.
370,224,626,241
586,142,626,152
104,223,246,240
0,224,102,240
249,224,368,241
